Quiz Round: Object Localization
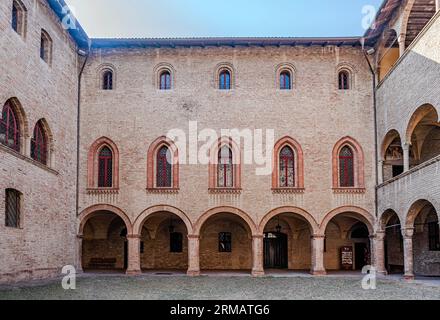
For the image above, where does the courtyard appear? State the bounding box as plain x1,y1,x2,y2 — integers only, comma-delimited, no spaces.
0,273,439,300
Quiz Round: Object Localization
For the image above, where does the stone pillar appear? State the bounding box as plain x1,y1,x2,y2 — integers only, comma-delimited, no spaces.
252,234,265,277
436,0,439,12
76,235,84,274
403,143,410,172
373,231,387,275
126,235,141,275
311,234,326,276
398,33,406,57
402,228,415,280
378,160,384,184
187,235,200,276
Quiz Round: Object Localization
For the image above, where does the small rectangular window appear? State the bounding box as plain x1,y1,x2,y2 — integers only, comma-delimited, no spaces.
428,222,440,251
219,232,232,252
5,189,21,228
170,232,183,253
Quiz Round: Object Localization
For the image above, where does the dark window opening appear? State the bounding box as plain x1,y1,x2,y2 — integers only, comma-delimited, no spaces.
0,102,20,152
428,222,440,251
339,146,355,187
217,146,233,188
102,71,113,90
170,232,183,253
5,189,21,228
98,146,113,188
279,146,295,187
338,71,350,90
156,146,172,187
219,232,232,252
160,71,171,90
31,121,47,165
280,71,291,90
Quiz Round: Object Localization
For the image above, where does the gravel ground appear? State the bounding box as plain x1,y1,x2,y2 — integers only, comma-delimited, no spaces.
0,274,439,300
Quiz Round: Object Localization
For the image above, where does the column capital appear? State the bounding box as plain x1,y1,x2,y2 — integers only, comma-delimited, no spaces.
402,227,415,239
374,230,386,241
252,234,264,239
402,142,411,149
188,234,200,240
311,234,325,239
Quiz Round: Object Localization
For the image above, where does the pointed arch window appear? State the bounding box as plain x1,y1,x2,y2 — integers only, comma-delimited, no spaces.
0,102,20,152
156,146,172,187
280,71,292,90
12,0,26,37
40,30,52,64
338,70,350,90
219,70,231,90
160,71,171,90
31,121,47,165
279,146,295,187
98,146,113,188
339,146,354,187
217,146,233,188
102,70,113,90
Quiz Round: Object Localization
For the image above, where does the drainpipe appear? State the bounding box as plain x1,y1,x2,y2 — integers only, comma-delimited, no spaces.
76,41,91,218
363,50,378,220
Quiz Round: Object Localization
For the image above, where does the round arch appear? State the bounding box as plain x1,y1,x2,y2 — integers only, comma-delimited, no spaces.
404,199,440,229
133,205,193,236
193,206,257,236
378,208,401,231
319,206,375,235
405,104,438,143
258,206,319,235
78,204,133,236
381,129,403,160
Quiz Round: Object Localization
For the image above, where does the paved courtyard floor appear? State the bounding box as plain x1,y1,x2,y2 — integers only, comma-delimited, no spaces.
0,273,439,300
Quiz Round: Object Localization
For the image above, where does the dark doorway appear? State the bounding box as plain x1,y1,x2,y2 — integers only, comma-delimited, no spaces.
354,243,368,270
392,165,404,177
123,240,128,270
264,232,288,269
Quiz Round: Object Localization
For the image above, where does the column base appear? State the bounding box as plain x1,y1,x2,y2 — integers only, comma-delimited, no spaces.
311,270,327,276
187,269,201,277
252,269,265,277
404,274,415,281
126,269,142,276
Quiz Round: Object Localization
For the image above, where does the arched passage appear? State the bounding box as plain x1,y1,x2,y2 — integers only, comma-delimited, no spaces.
79,204,133,272
194,207,257,273
406,104,440,166
133,206,192,272
380,209,404,275
320,207,374,272
378,29,399,81
259,207,319,271
405,200,440,277
381,129,404,180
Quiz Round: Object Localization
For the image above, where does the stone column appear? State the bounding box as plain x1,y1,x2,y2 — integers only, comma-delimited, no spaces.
436,0,439,12
76,235,84,274
311,234,326,276
187,235,200,276
126,235,141,275
403,143,410,172
378,160,384,184
252,234,265,277
398,33,406,57
373,231,387,275
402,228,415,280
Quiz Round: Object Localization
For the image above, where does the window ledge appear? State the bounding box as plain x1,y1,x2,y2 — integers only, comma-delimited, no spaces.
0,144,58,175
209,188,242,194
272,188,305,194
332,188,366,194
146,188,179,194
87,188,119,195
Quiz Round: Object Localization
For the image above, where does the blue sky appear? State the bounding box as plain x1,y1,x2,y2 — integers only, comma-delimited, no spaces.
64,0,384,38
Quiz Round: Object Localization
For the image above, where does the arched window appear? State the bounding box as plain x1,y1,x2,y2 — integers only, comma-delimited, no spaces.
160,71,171,90
217,146,233,188
156,146,172,187
339,146,354,187
219,70,231,90
338,71,350,90
31,121,47,165
40,30,52,64
280,71,292,90
11,0,26,37
102,70,113,90
0,102,20,152
279,146,295,187
98,146,113,188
